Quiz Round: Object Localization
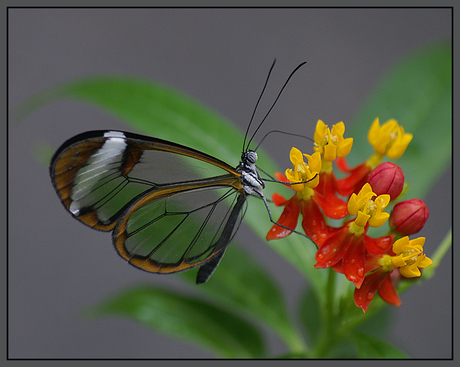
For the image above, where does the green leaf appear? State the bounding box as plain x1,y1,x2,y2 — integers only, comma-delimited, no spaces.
351,332,408,358
275,351,310,359
298,287,322,344
353,306,392,339
324,340,359,359
348,43,452,200
85,286,266,358
178,244,307,353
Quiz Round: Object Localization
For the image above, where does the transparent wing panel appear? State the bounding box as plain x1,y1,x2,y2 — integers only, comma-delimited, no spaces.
131,149,233,185
122,187,245,269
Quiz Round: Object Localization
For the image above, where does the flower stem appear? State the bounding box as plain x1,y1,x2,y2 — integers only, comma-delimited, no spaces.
422,229,451,280
310,268,338,358
279,328,309,356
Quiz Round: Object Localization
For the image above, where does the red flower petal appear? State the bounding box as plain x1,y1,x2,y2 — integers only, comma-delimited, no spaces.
354,269,388,313
332,260,344,274
271,192,287,206
301,198,328,246
266,196,301,241
274,172,290,185
314,225,353,268
336,162,372,197
364,234,395,255
336,156,352,172
363,253,383,273
314,171,335,197
342,235,366,288
313,191,348,219
312,172,348,219
378,272,402,307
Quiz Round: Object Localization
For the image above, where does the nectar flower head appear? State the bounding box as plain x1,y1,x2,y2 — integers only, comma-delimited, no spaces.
382,236,433,278
355,236,431,312
367,162,405,200
367,118,413,159
313,120,353,161
390,198,429,236
285,148,321,192
348,183,390,228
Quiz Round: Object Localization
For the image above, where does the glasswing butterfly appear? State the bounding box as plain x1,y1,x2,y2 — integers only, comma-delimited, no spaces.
49,60,309,284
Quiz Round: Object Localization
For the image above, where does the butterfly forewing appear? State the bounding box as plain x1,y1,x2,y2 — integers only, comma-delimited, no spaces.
50,131,240,230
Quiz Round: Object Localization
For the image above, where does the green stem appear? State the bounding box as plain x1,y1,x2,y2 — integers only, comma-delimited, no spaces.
422,229,451,280
310,268,338,358
278,327,309,355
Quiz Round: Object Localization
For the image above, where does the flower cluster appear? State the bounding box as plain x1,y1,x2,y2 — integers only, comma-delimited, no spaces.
267,118,432,312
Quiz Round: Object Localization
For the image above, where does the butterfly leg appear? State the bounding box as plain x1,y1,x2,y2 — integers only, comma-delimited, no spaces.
258,192,312,240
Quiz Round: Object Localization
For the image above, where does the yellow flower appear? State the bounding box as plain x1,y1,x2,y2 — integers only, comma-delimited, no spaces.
368,195,391,227
367,118,413,159
390,236,433,278
348,183,390,229
313,120,353,161
285,148,321,192
331,122,354,157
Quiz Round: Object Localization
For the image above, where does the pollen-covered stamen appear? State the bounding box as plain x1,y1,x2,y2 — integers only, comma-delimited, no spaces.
398,248,422,267
383,130,400,155
365,199,377,216
327,128,340,147
322,128,337,146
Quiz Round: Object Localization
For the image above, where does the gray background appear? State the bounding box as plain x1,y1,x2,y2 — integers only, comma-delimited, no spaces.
8,8,452,358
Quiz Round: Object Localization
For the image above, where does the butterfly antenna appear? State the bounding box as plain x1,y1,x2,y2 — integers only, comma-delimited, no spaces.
243,59,277,152
253,130,314,152
246,61,307,150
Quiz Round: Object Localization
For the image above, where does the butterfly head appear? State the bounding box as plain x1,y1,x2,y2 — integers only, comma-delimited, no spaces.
241,150,258,165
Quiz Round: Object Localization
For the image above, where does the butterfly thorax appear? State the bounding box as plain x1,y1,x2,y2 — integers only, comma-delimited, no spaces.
236,150,265,196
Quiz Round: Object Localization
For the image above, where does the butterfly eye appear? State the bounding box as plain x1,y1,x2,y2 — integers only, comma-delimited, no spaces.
244,151,258,164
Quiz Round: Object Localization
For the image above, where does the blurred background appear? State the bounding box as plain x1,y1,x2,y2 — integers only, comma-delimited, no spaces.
8,8,452,358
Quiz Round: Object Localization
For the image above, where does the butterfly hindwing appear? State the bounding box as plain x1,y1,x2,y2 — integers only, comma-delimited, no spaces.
114,186,247,276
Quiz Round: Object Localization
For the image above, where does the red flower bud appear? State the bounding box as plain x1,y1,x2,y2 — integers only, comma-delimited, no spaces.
367,162,404,200
389,199,429,235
